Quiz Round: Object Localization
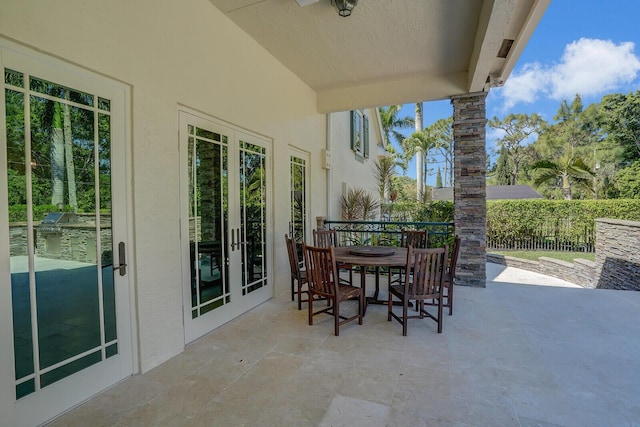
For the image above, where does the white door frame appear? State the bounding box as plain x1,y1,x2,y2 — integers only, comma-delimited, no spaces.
0,39,136,427
179,109,273,344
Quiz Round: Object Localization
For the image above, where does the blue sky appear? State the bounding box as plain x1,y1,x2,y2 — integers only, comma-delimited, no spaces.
396,0,640,183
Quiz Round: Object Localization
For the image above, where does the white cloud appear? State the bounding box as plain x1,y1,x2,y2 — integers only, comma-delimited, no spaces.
497,38,640,110
499,63,551,109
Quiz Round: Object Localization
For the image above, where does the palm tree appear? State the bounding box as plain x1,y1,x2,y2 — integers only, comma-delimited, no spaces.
51,101,65,208
414,103,423,201
378,105,414,150
530,148,595,200
372,156,396,218
401,128,434,201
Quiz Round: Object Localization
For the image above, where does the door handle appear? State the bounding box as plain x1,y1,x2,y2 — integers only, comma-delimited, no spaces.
112,241,127,276
231,229,236,251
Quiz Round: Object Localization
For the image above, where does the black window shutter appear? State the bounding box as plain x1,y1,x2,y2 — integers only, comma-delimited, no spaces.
363,114,369,158
350,110,356,151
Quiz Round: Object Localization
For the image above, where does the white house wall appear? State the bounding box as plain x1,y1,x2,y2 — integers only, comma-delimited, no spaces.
0,0,330,372
328,109,385,221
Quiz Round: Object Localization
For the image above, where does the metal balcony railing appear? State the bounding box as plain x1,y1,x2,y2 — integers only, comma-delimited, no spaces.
322,220,455,248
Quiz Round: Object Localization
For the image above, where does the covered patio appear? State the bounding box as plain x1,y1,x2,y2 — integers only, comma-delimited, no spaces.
48,265,640,426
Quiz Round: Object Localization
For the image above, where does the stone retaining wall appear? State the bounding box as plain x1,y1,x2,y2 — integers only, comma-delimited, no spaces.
595,218,640,290
487,218,640,290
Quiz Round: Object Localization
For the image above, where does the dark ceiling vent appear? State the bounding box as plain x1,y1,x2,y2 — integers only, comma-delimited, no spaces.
497,39,514,58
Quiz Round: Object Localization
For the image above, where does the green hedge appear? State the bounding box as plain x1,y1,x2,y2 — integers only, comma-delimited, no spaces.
9,204,59,222
487,199,640,248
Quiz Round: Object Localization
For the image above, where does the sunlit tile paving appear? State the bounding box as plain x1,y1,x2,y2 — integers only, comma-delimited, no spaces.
48,264,640,426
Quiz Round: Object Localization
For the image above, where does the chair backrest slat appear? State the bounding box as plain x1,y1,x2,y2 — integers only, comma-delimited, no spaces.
405,246,447,298
400,229,428,249
313,229,338,248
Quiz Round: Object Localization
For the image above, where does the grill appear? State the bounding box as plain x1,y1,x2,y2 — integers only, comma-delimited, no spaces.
38,212,77,234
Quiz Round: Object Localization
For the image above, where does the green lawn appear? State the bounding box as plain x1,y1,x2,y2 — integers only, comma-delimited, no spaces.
490,250,595,263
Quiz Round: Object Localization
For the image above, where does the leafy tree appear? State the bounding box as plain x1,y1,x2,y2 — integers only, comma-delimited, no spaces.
391,175,417,201
493,146,512,185
598,91,640,163
428,117,454,187
435,167,443,188
615,161,640,198
488,113,545,185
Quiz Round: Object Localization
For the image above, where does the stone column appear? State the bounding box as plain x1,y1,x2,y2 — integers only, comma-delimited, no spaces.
451,92,487,287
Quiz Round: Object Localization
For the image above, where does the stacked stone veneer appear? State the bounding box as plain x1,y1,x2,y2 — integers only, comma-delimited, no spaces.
9,213,113,264
452,92,487,287
595,218,640,290
487,218,640,290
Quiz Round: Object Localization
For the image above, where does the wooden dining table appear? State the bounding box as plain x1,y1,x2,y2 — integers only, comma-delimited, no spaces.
333,246,408,314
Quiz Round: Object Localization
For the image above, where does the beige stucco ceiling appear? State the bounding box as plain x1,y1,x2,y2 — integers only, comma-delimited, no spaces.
208,0,550,113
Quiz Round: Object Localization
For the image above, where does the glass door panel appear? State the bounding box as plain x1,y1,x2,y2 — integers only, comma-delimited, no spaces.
188,124,230,319
1,45,132,427
239,139,267,295
4,68,124,400
180,113,271,344
5,70,117,399
289,153,308,244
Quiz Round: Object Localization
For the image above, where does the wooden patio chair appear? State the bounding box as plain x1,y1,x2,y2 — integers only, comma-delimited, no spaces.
313,228,353,285
389,229,429,286
285,234,309,310
302,243,364,336
388,245,448,336
423,235,460,315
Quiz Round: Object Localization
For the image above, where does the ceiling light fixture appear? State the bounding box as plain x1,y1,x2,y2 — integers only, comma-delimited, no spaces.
332,0,358,17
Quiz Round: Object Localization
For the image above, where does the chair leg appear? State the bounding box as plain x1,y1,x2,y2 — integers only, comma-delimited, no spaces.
291,277,295,301
358,291,364,325
334,299,340,336
388,291,393,321
297,281,302,311
402,299,408,336
437,297,443,334
308,293,314,326
448,283,453,316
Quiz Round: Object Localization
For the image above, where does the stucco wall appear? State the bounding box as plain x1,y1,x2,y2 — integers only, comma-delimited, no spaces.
0,0,330,372
328,109,385,221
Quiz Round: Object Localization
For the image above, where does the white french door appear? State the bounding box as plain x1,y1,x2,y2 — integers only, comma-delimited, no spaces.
0,44,133,426
179,110,272,343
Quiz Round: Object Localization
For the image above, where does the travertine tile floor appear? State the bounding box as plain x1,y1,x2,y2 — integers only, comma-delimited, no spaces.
48,263,640,426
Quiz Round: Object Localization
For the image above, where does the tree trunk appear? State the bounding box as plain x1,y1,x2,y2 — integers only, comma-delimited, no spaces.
562,174,572,200
51,102,65,208
415,102,423,201
63,90,77,211
448,143,454,187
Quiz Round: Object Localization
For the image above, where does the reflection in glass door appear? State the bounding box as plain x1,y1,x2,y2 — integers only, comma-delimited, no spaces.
186,123,230,320
2,51,132,426
289,151,308,244
180,112,271,343
238,137,267,296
